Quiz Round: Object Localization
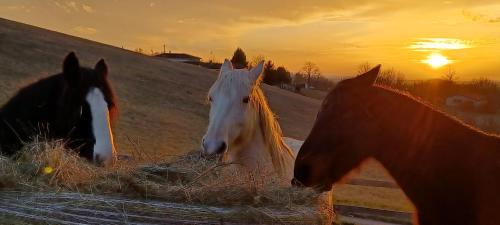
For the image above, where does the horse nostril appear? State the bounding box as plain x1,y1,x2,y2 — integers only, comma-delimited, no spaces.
216,142,227,154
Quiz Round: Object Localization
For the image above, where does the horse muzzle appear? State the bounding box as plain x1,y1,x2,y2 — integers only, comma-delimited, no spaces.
94,149,116,166
291,177,305,187
201,138,227,155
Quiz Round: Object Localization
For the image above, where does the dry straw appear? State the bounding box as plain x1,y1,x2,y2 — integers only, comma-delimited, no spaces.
0,136,334,224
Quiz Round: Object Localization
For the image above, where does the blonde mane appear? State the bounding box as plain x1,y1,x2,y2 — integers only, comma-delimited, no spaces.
249,81,295,176
207,66,295,178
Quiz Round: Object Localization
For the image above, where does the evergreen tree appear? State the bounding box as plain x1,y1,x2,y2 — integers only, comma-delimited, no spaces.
230,48,248,69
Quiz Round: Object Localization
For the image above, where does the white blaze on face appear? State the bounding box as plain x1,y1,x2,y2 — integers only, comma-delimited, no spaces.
86,87,116,165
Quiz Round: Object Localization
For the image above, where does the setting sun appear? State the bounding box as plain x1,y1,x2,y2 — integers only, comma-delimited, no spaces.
422,53,451,69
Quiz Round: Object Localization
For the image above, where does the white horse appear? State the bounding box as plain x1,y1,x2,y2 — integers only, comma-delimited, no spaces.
201,59,301,182
201,59,333,223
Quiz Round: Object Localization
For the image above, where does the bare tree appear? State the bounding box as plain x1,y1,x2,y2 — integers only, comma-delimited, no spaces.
468,77,498,95
377,68,407,90
208,50,217,64
249,55,265,69
302,62,320,89
443,66,458,82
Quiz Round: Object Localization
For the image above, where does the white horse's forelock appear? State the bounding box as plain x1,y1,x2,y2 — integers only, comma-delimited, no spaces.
86,87,116,165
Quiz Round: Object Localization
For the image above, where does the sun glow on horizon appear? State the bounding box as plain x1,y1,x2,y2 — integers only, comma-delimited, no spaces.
422,53,452,69
1,1,500,79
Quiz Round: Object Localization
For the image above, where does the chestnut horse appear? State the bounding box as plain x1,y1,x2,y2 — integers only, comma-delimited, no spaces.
293,65,500,225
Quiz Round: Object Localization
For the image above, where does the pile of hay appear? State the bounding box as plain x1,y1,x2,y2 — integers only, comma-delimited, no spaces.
0,138,333,224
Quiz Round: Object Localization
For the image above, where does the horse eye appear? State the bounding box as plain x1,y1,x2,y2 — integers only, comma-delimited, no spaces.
242,96,250,103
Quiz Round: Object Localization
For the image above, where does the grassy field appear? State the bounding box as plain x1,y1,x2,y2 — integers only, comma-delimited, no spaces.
299,89,330,100
0,18,321,157
0,17,414,220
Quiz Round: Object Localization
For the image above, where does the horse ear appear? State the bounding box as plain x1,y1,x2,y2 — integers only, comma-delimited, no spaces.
63,52,81,86
354,64,381,86
221,59,233,72
94,59,108,79
249,60,264,83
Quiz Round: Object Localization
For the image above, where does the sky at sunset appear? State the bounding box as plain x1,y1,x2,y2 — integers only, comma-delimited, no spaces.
1,0,500,80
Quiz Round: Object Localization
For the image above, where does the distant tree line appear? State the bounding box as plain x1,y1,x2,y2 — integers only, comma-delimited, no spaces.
358,62,500,113
227,48,335,91
263,61,292,85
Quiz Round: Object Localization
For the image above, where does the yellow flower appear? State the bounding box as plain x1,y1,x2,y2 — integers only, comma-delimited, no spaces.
43,166,54,174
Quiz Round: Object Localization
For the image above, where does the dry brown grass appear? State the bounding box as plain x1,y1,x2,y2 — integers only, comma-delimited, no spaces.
0,138,332,223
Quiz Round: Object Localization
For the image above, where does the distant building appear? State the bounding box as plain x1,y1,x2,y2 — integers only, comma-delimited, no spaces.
155,52,201,65
199,61,222,70
445,95,488,108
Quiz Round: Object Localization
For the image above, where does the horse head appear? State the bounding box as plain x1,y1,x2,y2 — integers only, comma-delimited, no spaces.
60,52,118,165
293,65,382,191
202,59,264,156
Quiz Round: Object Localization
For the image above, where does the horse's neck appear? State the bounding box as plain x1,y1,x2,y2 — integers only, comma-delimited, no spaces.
371,90,500,207
225,117,294,181
373,89,481,158
225,123,272,172
375,100,493,161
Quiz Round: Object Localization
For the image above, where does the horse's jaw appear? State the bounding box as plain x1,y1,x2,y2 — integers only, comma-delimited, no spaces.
225,128,270,168
227,129,296,182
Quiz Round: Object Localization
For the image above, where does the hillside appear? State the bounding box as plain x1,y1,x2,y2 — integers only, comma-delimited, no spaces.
0,18,321,158
0,18,416,222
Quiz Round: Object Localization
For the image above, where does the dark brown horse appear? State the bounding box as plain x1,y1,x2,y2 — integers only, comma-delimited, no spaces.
0,52,118,165
293,66,500,225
